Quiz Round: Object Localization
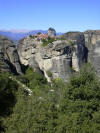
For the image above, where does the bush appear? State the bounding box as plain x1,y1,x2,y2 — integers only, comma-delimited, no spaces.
46,71,52,77
42,37,56,47
17,67,47,90
57,63,100,132
69,40,75,46
29,35,35,39
37,32,41,35
2,63,100,133
0,72,19,133
42,39,48,46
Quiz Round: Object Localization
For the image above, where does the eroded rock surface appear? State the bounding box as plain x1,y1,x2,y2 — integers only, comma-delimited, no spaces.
84,30,100,78
18,33,87,82
48,28,56,37
1,30,100,81
0,36,22,74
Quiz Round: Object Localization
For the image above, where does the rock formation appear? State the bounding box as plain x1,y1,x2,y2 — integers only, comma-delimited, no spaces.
17,32,87,82
1,29,100,82
48,28,56,37
84,30,100,78
0,36,22,74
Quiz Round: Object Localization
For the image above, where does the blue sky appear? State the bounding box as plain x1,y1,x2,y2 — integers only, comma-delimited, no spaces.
0,0,100,32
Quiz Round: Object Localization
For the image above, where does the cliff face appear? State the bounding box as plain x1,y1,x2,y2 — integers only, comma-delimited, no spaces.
17,33,87,82
84,30,100,78
0,36,22,74
1,30,100,82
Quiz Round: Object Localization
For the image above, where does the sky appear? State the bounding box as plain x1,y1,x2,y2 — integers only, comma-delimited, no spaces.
0,0,100,32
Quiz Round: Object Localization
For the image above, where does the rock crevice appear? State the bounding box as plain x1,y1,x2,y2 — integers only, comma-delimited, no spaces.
17,32,87,82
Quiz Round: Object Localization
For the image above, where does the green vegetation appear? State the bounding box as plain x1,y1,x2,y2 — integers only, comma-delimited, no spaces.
60,37,66,40
1,64,100,133
17,67,47,90
42,37,56,47
58,37,66,40
56,36,66,41
46,70,52,77
0,72,20,132
37,32,41,35
29,35,35,39
69,40,76,46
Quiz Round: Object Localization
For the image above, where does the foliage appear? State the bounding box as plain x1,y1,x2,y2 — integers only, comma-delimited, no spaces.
1,64,100,133
0,72,19,132
46,71,52,77
29,35,35,39
0,72,19,116
60,37,66,40
37,32,41,35
42,37,56,47
69,40,76,46
56,37,66,40
17,67,47,90
56,63,100,133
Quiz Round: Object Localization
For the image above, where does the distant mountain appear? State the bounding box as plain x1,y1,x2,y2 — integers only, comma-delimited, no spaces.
0,30,47,42
0,30,63,43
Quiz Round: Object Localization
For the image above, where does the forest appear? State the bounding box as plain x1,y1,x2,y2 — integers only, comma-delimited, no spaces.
0,63,100,133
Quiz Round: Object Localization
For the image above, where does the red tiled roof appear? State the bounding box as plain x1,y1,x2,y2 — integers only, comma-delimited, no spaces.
37,34,48,39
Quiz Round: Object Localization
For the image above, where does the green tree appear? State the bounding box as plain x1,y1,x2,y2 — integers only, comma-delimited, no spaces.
17,67,47,90
56,64,100,133
0,72,19,133
37,32,41,35
3,63,100,133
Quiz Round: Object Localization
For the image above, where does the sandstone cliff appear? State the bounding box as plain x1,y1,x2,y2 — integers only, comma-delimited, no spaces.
0,36,22,74
17,32,87,82
84,30,100,78
1,30,100,82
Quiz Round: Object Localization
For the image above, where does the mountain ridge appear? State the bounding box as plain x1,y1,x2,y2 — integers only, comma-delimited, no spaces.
0,30,62,42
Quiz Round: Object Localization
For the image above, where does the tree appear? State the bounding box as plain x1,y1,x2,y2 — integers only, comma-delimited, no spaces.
37,32,41,35
17,67,47,90
0,72,19,133
3,63,100,133
56,63,100,133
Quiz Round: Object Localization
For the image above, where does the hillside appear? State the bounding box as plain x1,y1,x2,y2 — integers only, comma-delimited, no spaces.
0,29,100,133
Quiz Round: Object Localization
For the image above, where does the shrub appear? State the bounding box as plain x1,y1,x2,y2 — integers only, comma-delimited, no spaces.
3,63,100,133
69,40,75,46
37,32,41,35
42,39,48,47
46,71,52,77
18,67,47,90
42,37,56,47
0,72,19,133
29,35,35,39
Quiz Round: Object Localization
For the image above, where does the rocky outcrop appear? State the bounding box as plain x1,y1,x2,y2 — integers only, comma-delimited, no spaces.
17,37,42,73
0,36,22,74
61,32,85,45
1,30,100,82
61,32,88,63
84,30,100,78
48,28,56,37
18,33,87,82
